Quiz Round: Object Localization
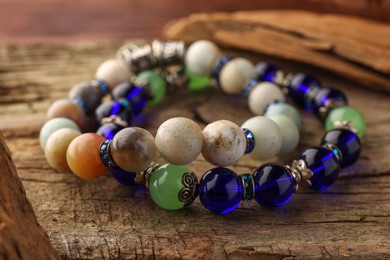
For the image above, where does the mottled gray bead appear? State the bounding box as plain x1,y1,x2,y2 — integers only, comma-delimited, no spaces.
69,82,104,115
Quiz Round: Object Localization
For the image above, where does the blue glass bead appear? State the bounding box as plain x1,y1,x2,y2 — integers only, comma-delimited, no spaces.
253,163,295,208
288,73,321,109
311,88,348,117
299,147,340,190
112,82,148,115
199,167,243,214
110,167,136,186
242,128,255,154
321,129,361,168
255,62,280,83
212,56,230,78
95,100,132,127
96,123,124,140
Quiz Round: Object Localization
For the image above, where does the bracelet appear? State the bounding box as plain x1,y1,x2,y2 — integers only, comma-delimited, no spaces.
40,40,365,214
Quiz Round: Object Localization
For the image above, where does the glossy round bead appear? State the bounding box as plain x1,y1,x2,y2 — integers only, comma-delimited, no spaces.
155,117,203,165
264,103,302,129
288,73,321,108
110,127,157,173
112,82,148,115
95,100,133,127
110,167,136,186
219,58,256,95
321,129,361,167
201,120,246,166
311,88,348,117
149,164,198,210
69,81,104,115
45,128,81,172
255,62,281,83
39,117,80,149
185,40,222,76
268,115,299,155
96,123,124,140
299,147,340,190
241,116,283,160
248,82,285,115
46,99,86,130
253,163,295,208
137,70,167,106
325,106,366,138
185,68,210,91
66,133,108,179
95,59,130,90
199,167,242,214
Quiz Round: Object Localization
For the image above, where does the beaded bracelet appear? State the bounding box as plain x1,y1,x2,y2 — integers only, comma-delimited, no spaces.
40,40,365,214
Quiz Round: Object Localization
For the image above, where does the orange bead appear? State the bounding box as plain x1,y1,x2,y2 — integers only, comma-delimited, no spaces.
66,133,108,180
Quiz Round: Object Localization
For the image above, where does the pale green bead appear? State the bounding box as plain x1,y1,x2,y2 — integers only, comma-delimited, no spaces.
137,70,167,106
325,106,366,138
39,117,80,149
265,103,302,129
268,115,299,155
148,164,197,210
185,69,210,91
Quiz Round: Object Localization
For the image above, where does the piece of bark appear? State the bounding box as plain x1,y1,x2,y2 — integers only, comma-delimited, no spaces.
163,11,390,93
1,42,390,259
0,132,60,259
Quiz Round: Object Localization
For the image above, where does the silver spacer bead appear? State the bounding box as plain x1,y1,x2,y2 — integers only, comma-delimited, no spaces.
160,65,189,93
273,70,286,86
118,42,157,72
178,172,199,207
152,40,185,67
318,99,347,119
285,159,314,191
135,162,161,188
100,115,128,128
280,73,294,95
333,120,358,134
322,143,343,162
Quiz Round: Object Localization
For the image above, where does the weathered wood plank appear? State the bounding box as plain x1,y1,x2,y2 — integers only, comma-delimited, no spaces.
0,41,390,259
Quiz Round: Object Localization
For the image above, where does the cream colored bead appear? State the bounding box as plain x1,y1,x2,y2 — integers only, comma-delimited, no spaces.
268,115,299,155
219,58,256,95
202,120,246,166
185,40,222,76
45,128,81,172
39,117,80,149
241,116,282,160
155,117,203,165
95,59,130,90
248,82,285,115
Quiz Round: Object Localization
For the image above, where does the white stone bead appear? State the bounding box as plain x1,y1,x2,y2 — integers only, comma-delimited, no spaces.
95,59,130,90
219,58,256,95
268,115,299,155
202,120,246,166
45,128,81,172
185,40,222,76
155,117,203,165
39,118,80,149
241,116,282,160
248,82,285,115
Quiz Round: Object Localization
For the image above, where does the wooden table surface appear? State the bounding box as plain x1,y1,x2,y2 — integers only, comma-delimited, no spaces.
1,1,390,259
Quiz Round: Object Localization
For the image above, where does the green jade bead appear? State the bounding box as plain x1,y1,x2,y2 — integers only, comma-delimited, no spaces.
137,70,167,106
325,106,366,138
185,68,210,91
148,164,198,210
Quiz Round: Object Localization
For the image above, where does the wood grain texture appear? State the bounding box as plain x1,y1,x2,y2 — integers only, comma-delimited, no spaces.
0,42,390,259
163,11,390,93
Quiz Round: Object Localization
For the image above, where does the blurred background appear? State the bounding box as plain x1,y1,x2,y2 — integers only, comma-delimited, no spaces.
0,0,389,43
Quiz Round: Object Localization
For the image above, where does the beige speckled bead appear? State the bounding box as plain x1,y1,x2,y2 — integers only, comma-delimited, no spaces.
95,59,130,90
202,120,246,166
219,58,256,95
45,128,81,172
110,127,157,173
185,40,222,76
155,117,203,165
248,82,285,115
268,115,299,156
46,99,86,130
241,116,283,160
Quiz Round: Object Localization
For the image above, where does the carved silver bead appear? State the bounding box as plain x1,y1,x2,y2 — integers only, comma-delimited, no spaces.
285,159,314,191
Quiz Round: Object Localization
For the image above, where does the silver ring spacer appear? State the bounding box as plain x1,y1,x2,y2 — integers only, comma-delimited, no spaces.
136,162,161,188
285,159,314,191
100,115,128,128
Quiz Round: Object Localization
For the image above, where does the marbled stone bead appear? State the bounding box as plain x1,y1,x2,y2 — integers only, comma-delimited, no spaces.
185,40,222,76
45,128,81,172
248,82,285,115
201,120,247,166
95,59,130,90
155,117,203,165
110,127,157,173
264,103,302,129
268,115,299,155
241,116,283,160
219,58,256,95
39,117,80,149
69,81,104,115
46,99,86,130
